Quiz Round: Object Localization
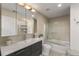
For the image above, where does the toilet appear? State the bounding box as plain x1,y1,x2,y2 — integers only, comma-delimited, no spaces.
42,44,51,56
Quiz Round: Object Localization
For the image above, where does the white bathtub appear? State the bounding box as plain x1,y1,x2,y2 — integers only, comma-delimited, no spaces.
44,39,69,56
46,39,69,46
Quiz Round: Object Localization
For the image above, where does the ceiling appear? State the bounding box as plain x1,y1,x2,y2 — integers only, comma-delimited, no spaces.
2,3,71,19
30,3,71,19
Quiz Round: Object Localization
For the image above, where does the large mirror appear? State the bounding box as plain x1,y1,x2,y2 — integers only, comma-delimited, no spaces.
16,4,27,34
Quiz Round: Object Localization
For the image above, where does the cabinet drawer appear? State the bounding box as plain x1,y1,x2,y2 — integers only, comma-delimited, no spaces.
32,50,42,56
7,46,32,56
32,41,42,50
16,46,32,56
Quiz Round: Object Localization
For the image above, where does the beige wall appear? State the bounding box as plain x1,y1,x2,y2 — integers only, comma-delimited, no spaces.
48,16,70,41
34,12,48,35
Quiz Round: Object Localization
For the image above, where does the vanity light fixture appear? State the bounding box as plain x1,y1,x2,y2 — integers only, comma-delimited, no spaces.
57,3,62,7
25,5,32,10
31,8,36,12
18,3,25,6
18,3,36,13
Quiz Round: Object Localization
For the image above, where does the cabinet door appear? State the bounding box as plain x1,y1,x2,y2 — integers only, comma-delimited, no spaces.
7,46,32,56
16,46,32,56
31,41,42,56
1,3,17,36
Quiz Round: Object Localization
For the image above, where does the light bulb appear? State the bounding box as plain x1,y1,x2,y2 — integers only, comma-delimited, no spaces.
31,8,36,12
25,5,32,10
32,15,35,18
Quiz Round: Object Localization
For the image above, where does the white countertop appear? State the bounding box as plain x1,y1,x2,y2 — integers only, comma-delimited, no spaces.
0,38,42,56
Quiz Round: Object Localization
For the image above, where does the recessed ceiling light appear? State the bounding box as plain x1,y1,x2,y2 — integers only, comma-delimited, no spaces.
25,5,32,10
57,4,62,7
31,9,36,12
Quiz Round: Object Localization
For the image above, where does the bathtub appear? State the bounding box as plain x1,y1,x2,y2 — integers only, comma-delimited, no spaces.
44,39,70,56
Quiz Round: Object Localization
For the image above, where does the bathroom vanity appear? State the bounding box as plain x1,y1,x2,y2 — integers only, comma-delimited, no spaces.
0,38,42,56
7,41,42,56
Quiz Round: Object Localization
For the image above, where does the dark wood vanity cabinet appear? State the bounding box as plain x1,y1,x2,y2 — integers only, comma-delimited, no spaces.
16,45,32,56
7,41,42,56
32,41,42,56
